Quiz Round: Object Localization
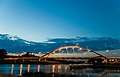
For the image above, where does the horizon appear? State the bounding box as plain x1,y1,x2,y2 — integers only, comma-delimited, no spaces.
0,33,120,42
0,0,120,41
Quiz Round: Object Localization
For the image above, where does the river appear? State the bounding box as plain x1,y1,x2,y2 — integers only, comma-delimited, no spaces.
0,64,120,77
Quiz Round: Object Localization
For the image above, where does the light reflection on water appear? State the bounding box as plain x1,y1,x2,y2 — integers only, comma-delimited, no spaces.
0,64,120,77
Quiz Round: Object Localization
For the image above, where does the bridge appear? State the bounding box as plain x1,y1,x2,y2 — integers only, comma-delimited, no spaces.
40,46,107,59
38,46,120,64
4,46,120,64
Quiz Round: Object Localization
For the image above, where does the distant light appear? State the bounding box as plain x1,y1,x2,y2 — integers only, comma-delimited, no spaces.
106,50,109,52
79,48,82,50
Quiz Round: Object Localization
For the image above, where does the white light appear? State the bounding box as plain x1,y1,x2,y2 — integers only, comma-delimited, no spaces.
106,50,109,52
79,48,82,50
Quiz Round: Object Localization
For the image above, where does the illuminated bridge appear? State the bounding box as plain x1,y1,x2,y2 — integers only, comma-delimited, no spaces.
40,46,107,59
6,46,119,64
38,46,120,64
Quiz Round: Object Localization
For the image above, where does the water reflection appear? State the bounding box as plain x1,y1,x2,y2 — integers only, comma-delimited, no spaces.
20,64,22,76
37,64,40,72
0,64,120,77
52,65,55,73
27,64,30,73
57,65,61,73
11,64,14,74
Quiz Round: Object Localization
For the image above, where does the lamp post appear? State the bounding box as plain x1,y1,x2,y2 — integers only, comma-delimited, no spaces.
106,50,109,57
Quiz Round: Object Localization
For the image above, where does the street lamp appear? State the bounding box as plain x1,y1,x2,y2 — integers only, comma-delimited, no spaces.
106,50,109,57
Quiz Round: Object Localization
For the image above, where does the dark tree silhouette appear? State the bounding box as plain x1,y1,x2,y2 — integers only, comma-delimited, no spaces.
0,49,7,58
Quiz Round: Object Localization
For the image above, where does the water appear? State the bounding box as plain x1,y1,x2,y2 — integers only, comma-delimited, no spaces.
0,64,120,77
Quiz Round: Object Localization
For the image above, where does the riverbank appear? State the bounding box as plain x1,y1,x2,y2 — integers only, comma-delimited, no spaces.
22,71,79,77
70,64,120,69
0,74,17,77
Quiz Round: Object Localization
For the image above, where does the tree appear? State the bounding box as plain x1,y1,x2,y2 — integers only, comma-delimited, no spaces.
0,49,7,58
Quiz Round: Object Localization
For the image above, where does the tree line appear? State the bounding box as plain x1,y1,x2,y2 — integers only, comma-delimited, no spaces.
0,49,7,59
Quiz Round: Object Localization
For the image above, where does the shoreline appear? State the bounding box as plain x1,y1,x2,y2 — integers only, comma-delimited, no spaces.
0,73,17,77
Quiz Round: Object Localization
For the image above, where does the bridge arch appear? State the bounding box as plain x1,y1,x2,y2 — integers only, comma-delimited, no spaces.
40,46,107,59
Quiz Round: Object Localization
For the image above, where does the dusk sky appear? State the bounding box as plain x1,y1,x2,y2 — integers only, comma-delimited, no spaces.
0,0,120,41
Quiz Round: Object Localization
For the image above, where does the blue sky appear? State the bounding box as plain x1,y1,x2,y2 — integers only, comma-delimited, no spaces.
0,0,120,41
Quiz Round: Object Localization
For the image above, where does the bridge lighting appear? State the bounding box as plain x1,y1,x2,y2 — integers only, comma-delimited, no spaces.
106,50,109,52
79,48,82,50
40,46,107,60
106,50,109,57
39,52,41,54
